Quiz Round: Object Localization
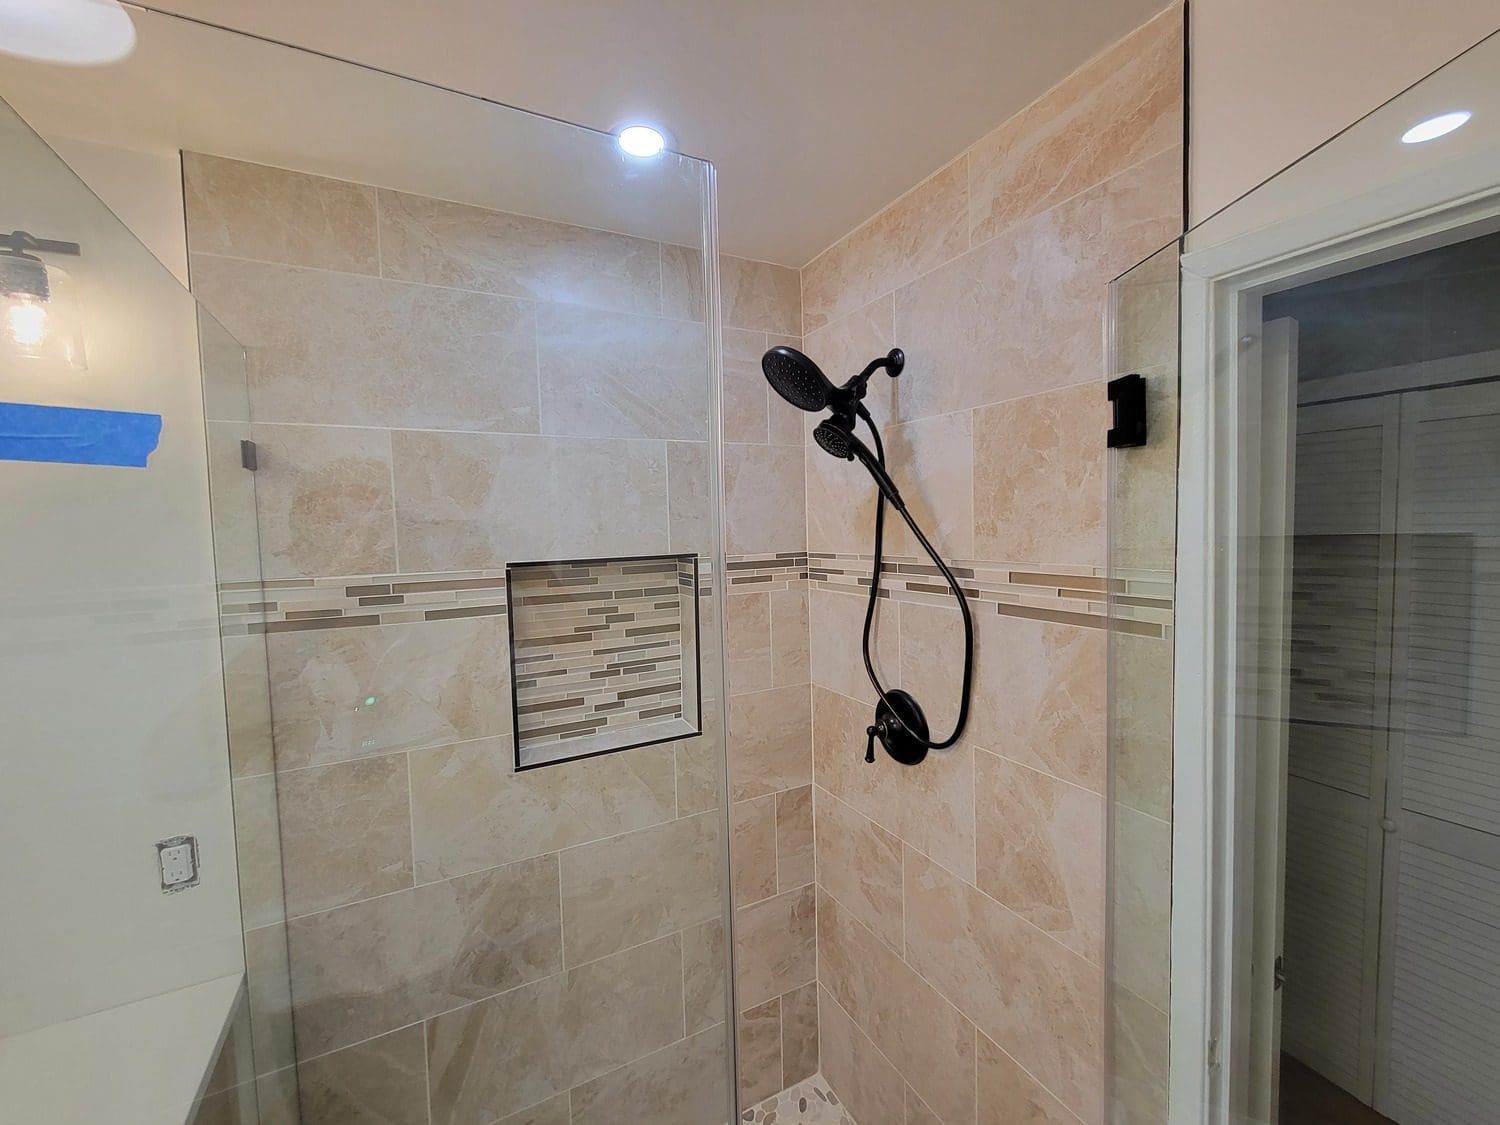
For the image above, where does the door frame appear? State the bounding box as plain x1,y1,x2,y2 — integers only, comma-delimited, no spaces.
1169,184,1500,1124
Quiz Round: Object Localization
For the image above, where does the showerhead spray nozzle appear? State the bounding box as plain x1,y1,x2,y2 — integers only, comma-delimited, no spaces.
814,417,904,509
762,345,835,412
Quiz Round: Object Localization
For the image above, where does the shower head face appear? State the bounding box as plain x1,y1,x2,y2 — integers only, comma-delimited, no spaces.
813,418,855,460
762,345,834,412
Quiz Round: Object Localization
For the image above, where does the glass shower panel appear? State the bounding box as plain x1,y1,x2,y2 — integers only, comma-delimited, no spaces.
3,10,733,1122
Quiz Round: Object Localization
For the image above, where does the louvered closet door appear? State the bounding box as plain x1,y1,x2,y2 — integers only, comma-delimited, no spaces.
1282,398,1399,1102
1378,382,1500,1123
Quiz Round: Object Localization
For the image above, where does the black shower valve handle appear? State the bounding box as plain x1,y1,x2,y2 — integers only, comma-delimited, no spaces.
864,724,879,763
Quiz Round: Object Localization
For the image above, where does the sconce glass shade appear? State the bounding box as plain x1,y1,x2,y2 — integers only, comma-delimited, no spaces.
1,259,86,370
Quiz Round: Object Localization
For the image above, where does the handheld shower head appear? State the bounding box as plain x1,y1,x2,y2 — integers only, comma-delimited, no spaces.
814,417,904,508
762,346,834,412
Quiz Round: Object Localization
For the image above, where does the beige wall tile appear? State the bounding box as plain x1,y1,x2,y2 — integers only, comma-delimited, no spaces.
221,635,274,779
661,244,705,322
268,616,511,771
409,737,675,881
781,980,820,1089
683,919,728,1034
391,429,669,569
776,784,815,892
666,439,713,555
572,1025,728,1125
738,997,784,1105
893,148,1181,421
907,1086,946,1125
1112,628,1174,822
816,889,977,1123
975,749,1104,965
903,849,1101,1123
494,1094,571,1125
722,255,802,335
558,812,721,965
286,855,561,1057
734,884,816,1009
802,157,969,333
727,591,773,695
811,685,900,834
973,382,1107,567
819,985,906,1125
377,188,662,316
770,587,811,687
887,409,975,560
814,789,904,952
244,923,295,1074
724,328,773,445
675,733,723,817
278,756,413,917
972,613,1105,793
728,684,812,801
976,1031,1077,1124
809,587,897,707
231,775,286,930
1111,984,1169,1125
732,795,779,904
1111,805,1171,1013
537,303,708,440
193,255,539,433
183,154,378,273
295,1025,428,1125
424,933,684,1123
968,9,1183,245
243,424,396,580
723,443,806,555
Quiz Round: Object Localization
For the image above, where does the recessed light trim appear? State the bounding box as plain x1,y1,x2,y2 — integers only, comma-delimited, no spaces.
1401,110,1472,144
616,124,667,159
0,0,136,65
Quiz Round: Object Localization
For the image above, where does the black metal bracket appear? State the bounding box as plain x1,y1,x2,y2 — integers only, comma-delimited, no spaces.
1,230,81,257
1107,373,1148,448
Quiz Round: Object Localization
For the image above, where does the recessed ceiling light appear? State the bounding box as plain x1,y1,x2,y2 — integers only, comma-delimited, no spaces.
0,0,136,65
617,124,667,159
1401,110,1472,144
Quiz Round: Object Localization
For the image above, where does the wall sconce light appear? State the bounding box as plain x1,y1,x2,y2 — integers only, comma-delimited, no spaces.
0,229,86,371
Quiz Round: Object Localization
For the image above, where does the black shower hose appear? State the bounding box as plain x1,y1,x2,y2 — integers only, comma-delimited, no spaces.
857,409,973,751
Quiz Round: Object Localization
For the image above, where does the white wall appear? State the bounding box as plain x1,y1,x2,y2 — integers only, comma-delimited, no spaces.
1189,0,1500,223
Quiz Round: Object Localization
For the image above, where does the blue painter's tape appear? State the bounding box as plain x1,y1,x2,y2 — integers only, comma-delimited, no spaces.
0,401,163,468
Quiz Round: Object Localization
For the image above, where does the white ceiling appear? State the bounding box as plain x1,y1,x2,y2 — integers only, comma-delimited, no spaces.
120,0,1168,266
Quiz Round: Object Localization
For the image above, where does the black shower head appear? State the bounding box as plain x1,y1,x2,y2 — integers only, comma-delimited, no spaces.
813,417,854,459
762,345,834,412
814,417,904,509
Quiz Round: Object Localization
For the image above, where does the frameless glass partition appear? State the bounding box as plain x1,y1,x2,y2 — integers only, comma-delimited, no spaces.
1108,25,1500,1125
1,7,732,1125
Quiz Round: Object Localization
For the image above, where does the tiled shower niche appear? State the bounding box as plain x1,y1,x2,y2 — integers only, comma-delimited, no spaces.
507,554,702,769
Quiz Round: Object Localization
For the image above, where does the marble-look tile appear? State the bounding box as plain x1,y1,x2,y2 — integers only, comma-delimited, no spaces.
813,789,903,952
278,756,413,917
1110,984,1169,1125
887,409,975,560
244,923,296,1074
973,382,1107,567
725,327,773,444
729,684,812,801
777,785,816,892
666,439,713,555
968,9,1183,245
390,429,669,570
192,255,539,433
675,730,724,817
286,855,561,1056
206,421,265,586
735,884,817,1009
572,1025,729,1125
819,986,906,1125
1111,805,1171,1013
537,302,708,440
1108,629,1173,821
976,1031,1077,1124
975,748,1104,964
559,811,722,963
770,587,811,687
183,153,378,273
728,591,774,695
377,188,662,315
241,424,396,580
781,981,820,1088
683,918,728,1034
810,685,900,835
903,849,1102,1123
494,1094,571,1125
267,615,511,771
220,634,274,779
907,1085,946,1125
808,587,897,707
661,244,705,322
972,612,1105,794
231,776,286,930
816,889,977,1124
295,1026,428,1125
894,148,1182,421
733,795,779,904
724,443,806,555
409,736,675,880
722,255,802,335
738,997,784,1105
802,157,969,333
424,934,684,1124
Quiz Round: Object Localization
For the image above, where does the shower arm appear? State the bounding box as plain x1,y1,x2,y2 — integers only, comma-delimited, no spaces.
855,404,974,758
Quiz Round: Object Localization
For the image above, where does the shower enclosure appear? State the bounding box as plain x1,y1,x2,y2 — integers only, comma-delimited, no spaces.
0,10,734,1123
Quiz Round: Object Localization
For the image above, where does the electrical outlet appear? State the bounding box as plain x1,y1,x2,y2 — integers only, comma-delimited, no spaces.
157,835,199,893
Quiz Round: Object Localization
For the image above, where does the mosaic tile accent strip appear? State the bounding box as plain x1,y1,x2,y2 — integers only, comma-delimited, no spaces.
742,1074,856,1124
506,555,701,770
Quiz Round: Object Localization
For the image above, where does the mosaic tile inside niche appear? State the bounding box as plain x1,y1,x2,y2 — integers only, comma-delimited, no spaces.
508,555,702,768
742,1074,857,1124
